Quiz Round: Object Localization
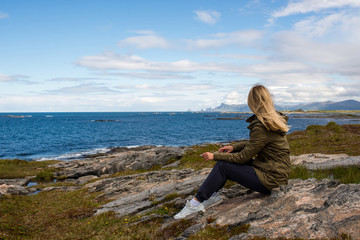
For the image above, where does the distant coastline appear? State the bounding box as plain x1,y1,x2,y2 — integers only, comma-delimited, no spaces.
204,99,360,112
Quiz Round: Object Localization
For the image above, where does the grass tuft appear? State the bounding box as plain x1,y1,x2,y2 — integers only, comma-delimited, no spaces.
290,165,360,184
34,170,55,182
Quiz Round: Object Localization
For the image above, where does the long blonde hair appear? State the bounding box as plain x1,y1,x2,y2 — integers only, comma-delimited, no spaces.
247,84,289,132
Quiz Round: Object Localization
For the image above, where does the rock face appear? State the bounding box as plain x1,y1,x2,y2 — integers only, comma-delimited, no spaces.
0,184,29,195
84,167,360,239
50,145,188,179
210,178,360,239
90,169,211,217
0,178,32,196
291,153,360,169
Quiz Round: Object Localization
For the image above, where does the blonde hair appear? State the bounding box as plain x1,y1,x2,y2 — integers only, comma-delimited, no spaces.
247,84,289,132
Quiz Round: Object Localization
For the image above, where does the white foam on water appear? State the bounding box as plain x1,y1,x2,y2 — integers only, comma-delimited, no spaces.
36,147,111,161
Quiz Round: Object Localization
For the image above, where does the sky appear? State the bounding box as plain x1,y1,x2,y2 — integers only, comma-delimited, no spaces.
1,0,360,112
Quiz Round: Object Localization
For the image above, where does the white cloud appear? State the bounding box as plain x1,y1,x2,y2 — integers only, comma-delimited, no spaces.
293,11,360,39
271,31,360,77
268,83,360,104
76,52,237,73
271,0,360,19
118,31,171,49
45,83,119,95
187,30,263,49
117,82,218,92
194,10,221,24
223,91,246,105
0,11,9,19
47,77,111,82
105,72,194,80
294,12,344,37
0,73,34,84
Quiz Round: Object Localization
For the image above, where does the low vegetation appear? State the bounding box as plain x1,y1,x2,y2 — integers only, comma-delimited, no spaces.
0,188,248,240
178,143,222,170
0,159,59,179
290,165,360,184
287,122,360,156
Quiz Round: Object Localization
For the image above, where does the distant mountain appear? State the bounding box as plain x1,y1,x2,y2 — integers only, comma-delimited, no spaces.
207,100,360,112
291,100,360,111
207,103,250,112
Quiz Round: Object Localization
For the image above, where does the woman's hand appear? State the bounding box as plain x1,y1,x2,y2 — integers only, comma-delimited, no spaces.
218,145,234,153
202,152,214,161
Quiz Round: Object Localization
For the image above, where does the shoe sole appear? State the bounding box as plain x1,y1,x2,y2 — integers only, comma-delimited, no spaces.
174,209,206,220
204,199,223,209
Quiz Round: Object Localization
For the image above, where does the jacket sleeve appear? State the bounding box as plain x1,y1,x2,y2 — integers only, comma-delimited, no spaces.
214,125,268,164
231,141,248,152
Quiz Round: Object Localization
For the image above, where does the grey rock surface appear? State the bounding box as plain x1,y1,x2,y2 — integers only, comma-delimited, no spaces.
0,184,29,195
291,153,360,169
202,178,360,239
0,177,32,187
50,145,188,179
90,168,211,217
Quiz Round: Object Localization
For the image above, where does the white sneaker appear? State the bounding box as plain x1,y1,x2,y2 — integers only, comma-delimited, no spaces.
202,192,222,208
174,200,205,220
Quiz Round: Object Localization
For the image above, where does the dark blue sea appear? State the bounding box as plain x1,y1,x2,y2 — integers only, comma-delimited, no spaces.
0,112,358,161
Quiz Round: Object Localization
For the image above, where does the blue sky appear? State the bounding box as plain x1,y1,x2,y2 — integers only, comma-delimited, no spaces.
1,0,360,112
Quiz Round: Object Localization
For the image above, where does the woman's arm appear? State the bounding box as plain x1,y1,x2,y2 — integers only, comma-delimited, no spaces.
231,140,248,152
213,126,268,164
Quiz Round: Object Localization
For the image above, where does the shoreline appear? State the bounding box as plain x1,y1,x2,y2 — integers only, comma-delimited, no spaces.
2,119,360,162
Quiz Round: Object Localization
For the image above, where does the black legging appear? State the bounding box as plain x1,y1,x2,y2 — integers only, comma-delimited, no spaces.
195,160,270,202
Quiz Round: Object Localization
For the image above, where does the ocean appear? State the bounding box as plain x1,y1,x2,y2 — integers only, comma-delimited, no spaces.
0,112,358,161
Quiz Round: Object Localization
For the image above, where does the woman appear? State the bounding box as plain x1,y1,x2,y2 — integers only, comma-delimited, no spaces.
174,84,291,220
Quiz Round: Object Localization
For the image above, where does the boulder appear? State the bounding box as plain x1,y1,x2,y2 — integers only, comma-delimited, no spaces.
203,178,360,239
291,153,360,169
0,178,31,187
51,146,188,179
0,184,29,195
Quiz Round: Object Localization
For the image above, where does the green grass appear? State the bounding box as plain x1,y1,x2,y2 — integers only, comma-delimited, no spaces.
178,143,222,170
0,159,59,179
287,122,360,156
290,165,360,184
0,188,247,240
34,170,55,182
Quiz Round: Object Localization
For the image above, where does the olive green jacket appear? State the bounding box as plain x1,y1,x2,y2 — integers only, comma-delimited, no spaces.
213,113,290,191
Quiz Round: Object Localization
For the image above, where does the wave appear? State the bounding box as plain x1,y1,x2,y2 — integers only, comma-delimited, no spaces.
36,147,111,161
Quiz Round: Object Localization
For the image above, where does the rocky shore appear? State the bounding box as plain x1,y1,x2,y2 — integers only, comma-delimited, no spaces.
1,145,360,239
